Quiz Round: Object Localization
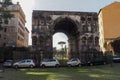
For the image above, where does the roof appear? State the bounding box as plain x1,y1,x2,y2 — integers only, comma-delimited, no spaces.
98,1,120,15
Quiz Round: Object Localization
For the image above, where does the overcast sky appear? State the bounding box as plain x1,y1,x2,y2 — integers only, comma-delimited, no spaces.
12,0,119,49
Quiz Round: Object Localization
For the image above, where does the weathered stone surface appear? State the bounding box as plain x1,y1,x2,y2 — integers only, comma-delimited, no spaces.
32,10,99,61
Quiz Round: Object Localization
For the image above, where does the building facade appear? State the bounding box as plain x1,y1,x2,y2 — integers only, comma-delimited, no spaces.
32,10,99,61
0,2,29,47
98,2,120,52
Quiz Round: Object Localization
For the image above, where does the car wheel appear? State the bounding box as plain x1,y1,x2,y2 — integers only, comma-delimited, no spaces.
15,65,18,68
90,63,93,66
78,64,81,67
41,65,45,68
55,64,59,68
103,62,106,65
68,64,71,67
30,65,34,68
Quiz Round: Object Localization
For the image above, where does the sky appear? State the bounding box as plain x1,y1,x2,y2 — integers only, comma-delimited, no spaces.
12,0,119,49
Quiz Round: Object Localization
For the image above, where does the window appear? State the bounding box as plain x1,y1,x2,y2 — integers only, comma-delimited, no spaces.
3,43,6,46
32,36,37,45
87,17,91,21
81,17,85,21
18,29,24,37
18,22,24,30
88,37,93,43
27,60,31,63
20,60,26,63
12,5,16,10
4,28,7,32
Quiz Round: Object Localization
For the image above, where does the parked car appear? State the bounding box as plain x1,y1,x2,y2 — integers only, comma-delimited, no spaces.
3,60,13,67
67,58,81,67
112,55,120,63
40,59,60,68
87,57,107,66
13,59,35,68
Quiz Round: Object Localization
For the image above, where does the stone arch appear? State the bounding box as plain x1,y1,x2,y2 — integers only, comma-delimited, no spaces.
52,17,80,58
52,17,79,35
32,11,99,61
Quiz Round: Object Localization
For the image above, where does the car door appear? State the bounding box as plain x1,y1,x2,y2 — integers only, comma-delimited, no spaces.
45,59,51,66
49,59,56,66
19,60,26,67
25,60,31,67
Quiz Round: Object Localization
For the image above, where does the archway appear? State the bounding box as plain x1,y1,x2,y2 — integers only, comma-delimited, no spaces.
53,32,68,50
32,10,99,62
53,32,68,59
53,17,80,58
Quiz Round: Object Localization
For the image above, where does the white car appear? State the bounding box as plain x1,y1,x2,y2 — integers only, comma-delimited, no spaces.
67,58,81,67
40,59,60,68
13,59,35,68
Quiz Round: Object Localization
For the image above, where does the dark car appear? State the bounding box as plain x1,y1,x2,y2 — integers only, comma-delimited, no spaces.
87,57,107,66
112,55,120,63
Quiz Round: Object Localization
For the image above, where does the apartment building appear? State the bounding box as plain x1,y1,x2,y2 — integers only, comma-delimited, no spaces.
98,2,120,52
0,2,29,47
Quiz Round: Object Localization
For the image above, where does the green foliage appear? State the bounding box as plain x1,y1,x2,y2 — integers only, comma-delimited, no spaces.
56,49,67,60
58,41,66,45
103,41,107,50
111,39,120,53
58,41,66,47
13,47,30,51
0,0,14,29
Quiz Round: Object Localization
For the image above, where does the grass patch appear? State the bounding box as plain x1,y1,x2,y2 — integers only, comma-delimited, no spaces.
0,63,120,80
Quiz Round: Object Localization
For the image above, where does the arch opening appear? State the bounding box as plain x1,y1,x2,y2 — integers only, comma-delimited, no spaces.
53,32,68,59
53,17,80,58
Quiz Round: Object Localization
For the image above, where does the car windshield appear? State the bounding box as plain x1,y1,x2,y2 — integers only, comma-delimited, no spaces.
5,60,12,62
19,60,26,63
113,55,120,58
70,58,78,61
47,59,56,62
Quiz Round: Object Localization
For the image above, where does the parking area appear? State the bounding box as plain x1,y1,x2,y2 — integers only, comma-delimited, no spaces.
0,63,120,80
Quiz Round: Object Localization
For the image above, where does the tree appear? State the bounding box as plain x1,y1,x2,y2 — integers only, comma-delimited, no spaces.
111,38,120,54
58,41,66,59
0,0,14,30
58,41,66,49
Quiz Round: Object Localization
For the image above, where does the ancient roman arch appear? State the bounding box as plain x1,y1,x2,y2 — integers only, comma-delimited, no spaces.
32,10,99,62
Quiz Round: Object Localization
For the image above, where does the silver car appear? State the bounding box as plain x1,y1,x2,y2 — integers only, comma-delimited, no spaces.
3,60,13,67
13,59,35,68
